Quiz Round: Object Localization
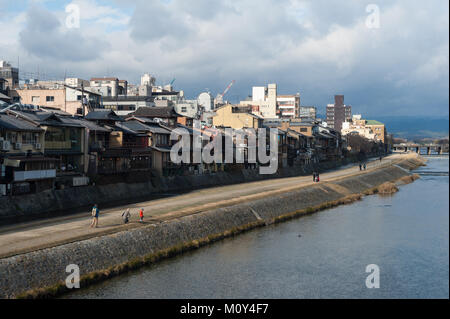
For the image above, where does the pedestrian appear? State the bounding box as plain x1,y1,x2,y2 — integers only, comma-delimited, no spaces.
363,162,367,170
359,163,362,171
379,156,382,162
139,208,144,223
90,204,99,228
313,172,317,182
122,208,131,224
316,173,320,182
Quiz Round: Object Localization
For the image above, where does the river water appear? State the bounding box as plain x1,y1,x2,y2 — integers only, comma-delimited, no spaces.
68,157,449,299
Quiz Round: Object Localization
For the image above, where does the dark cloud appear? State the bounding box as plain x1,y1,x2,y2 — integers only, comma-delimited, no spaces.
7,0,448,118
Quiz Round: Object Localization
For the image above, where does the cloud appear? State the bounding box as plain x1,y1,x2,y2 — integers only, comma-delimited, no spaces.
18,4,111,62
2,0,448,118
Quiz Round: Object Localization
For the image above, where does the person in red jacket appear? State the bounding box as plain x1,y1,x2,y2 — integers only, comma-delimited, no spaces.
139,208,144,223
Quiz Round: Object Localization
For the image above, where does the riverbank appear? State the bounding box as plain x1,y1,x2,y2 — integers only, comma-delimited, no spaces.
0,154,425,298
0,156,369,225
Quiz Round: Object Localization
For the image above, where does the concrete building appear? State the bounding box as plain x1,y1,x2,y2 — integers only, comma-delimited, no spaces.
213,104,263,129
277,94,300,119
198,92,214,112
152,90,180,102
65,78,89,88
15,85,102,116
341,115,386,143
138,85,152,97
118,80,128,96
102,96,155,116
342,118,376,141
365,120,386,143
14,88,66,110
175,99,198,119
240,83,278,119
326,95,352,132
141,73,156,87
299,106,317,121
0,61,19,89
90,77,120,97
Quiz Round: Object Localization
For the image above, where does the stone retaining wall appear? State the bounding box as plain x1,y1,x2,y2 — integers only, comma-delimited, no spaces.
0,159,349,224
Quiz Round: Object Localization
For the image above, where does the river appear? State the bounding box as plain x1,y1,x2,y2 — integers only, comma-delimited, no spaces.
67,156,449,299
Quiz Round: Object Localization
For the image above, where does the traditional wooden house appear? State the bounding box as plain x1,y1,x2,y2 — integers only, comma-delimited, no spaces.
0,113,57,195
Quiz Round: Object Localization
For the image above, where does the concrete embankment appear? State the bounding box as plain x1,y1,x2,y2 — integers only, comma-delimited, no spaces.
0,159,351,225
0,156,425,298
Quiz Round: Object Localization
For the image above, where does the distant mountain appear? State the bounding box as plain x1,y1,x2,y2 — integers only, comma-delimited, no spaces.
375,116,449,139
316,114,448,139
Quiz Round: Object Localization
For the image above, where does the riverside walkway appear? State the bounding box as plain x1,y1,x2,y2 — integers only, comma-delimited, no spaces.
0,154,411,258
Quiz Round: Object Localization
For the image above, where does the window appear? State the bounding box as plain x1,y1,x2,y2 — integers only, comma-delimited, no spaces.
6,132,17,143
181,107,187,113
45,127,65,142
22,132,37,145
32,96,40,103
300,128,308,133
46,96,55,102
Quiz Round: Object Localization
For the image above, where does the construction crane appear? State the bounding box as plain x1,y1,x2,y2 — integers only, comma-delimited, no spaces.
220,80,235,99
215,80,235,105
169,78,176,86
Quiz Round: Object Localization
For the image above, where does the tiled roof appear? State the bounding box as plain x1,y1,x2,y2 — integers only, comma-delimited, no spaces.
0,114,43,132
132,106,177,118
85,110,122,121
121,120,172,135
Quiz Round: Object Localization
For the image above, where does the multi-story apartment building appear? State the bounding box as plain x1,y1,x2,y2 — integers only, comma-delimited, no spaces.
365,120,386,143
276,94,300,119
341,115,387,143
0,61,19,89
102,96,154,116
14,86,102,116
14,87,66,109
90,77,127,97
240,84,278,119
299,106,317,121
213,104,264,129
326,95,352,131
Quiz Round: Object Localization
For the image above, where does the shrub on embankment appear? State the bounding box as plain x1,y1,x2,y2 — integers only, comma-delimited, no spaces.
0,157,424,299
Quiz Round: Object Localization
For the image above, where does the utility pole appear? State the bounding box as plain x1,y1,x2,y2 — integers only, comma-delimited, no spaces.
81,82,85,117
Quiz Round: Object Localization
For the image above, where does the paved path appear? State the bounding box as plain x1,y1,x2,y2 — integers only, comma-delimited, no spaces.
0,154,407,258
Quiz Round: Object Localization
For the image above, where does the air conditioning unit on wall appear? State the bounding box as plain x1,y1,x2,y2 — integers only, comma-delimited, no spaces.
0,140,11,151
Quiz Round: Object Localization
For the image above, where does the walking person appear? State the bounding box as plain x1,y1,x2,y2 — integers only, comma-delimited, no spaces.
90,204,99,228
316,172,320,183
122,208,131,224
313,172,317,182
363,162,367,170
139,208,144,223
359,163,362,171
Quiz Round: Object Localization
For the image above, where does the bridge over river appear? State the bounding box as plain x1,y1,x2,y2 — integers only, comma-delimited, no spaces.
393,143,449,155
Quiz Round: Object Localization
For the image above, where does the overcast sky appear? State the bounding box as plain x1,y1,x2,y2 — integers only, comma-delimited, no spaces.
0,0,448,117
